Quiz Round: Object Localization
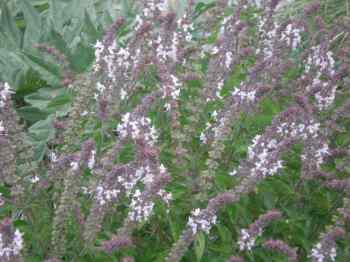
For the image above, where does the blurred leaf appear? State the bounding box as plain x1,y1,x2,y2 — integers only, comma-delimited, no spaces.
20,0,42,48
28,115,55,161
14,68,46,96
23,50,61,85
194,1,215,19
28,116,55,141
44,29,69,56
17,106,48,123
82,10,101,43
70,41,94,72
194,232,206,262
46,90,72,115
48,0,66,31
0,2,22,49
25,91,52,110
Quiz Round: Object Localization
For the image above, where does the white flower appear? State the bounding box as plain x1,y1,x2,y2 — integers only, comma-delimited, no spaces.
95,82,106,97
70,161,79,171
211,47,219,55
142,171,154,186
88,150,96,169
121,89,127,100
225,51,233,68
229,170,237,176
30,176,40,183
0,83,14,108
128,189,155,222
94,41,104,62
95,185,120,205
48,152,58,163
81,110,89,117
12,229,24,254
192,208,201,216
187,208,217,235
200,132,207,143
157,189,172,205
0,121,5,133
160,164,167,174
238,229,256,251
0,229,24,257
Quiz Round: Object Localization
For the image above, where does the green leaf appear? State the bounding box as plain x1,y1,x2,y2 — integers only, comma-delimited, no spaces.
32,141,48,161
0,49,28,84
217,225,232,244
20,0,42,49
28,116,55,142
45,29,69,56
46,91,72,115
82,10,100,43
27,116,55,161
23,50,61,85
48,0,66,31
25,92,52,110
70,41,94,72
194,232,206,262
194,1,215,19
17,106,48,123
14,68,46,96
0,2,22,49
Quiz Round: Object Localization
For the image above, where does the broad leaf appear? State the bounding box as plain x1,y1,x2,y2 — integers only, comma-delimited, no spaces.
20,0,42,49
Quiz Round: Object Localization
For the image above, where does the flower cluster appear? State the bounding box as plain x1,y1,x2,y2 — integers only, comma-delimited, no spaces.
280,23,303,49
0,120,5,136
227,256,244,262
0,230,24,258
95,186,120,206
231,83,257,103
231,109,330,179
187,208,217,234
0,83,13,108
128,189,155,222
128,163,171,222
0,219,24,260
101,234,133,254
94,165,143,206
310,227,345,262
237,209,282,251
177,14,194,43
304,43,337,110
263,239,298,262
162,74,182,111
116,113,158,146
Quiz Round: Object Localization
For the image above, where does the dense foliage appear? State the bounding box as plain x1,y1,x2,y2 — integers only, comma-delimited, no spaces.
0,0,350,261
